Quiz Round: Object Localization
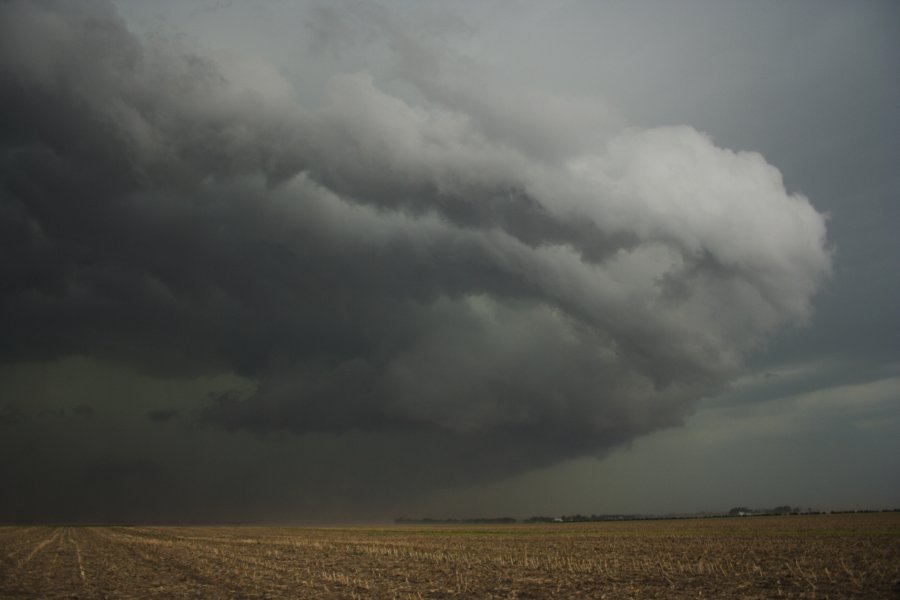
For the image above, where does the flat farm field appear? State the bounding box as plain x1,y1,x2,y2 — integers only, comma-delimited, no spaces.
1,513,898,598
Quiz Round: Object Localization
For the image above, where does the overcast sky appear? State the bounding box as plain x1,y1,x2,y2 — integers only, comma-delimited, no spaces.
1,0,897,523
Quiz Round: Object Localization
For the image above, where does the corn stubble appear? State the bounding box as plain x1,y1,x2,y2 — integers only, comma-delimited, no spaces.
1,513,898,598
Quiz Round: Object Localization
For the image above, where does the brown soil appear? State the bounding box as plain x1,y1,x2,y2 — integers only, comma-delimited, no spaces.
1,513,898,598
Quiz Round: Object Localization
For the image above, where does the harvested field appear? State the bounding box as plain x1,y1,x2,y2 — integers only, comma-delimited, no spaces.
1,513,898,598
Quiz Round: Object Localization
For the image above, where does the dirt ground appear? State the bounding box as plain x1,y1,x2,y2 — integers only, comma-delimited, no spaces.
1,513,898,598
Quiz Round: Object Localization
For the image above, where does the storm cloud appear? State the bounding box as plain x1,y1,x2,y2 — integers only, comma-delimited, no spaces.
0,0,831,497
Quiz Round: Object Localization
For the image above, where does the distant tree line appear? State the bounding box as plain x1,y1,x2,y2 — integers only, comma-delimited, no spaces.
393,517,516,525
394,507,900,525
727,506,900,516
729,506,812,516
395,514,674,524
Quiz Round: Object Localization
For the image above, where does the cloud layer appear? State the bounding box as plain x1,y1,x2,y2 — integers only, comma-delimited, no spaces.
0,1,831,485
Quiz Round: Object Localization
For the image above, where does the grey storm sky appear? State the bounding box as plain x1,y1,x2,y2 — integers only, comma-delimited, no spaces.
0,0,897,523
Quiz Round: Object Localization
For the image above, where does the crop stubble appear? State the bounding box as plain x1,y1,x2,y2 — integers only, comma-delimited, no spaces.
0,513,898,598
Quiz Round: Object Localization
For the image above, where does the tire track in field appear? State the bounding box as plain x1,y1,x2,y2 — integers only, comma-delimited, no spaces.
0,528,33,567
112,527,500,597
65,528,87,586
0,527,87,598
0,528,44,595
42,529,66,582
0,527,53,567
19,527,63,567
99,527,374,598
0,527,60,594
91,527,265,598
79,527,217,597
0,526,35,557
127,527,454,598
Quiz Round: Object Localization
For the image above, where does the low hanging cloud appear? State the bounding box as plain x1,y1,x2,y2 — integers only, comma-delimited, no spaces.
0,1,831,484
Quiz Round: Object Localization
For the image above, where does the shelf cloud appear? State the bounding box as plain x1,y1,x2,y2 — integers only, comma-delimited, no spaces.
0,0,831,495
